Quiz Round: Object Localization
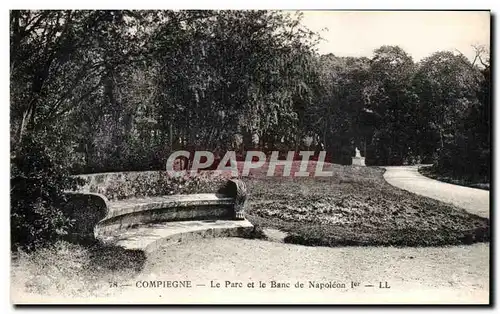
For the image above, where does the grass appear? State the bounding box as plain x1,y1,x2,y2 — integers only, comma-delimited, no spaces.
243,162,489,247
11,241,146,299
418,165,490,191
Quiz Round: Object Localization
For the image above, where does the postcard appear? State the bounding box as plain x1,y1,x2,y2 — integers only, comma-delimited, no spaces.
9,9,491,305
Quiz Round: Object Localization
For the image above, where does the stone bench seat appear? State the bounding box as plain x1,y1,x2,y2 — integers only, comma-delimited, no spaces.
107,193,235,217
98,219,254,253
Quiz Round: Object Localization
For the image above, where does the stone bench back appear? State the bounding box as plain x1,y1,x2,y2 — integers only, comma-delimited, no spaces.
61,171,246,243
74,171,230,201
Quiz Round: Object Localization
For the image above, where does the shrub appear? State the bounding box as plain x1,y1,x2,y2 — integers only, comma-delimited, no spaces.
11,136,84,251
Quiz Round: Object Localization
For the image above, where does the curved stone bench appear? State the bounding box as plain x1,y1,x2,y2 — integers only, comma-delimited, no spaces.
62,172,254,252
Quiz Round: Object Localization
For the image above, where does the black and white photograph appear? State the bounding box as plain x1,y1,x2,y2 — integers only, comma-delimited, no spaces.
8,8,491,305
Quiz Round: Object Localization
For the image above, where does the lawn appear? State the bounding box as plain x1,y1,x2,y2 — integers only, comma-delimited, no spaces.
243,162,489,247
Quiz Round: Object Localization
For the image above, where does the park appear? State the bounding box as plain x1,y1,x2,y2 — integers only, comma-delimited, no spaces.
9,10,490,304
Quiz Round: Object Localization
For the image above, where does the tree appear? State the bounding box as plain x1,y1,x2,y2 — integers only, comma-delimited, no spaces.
149,10,320,156
416,48,490,181
363,46,417,165
306,54,370,164
11,11,106,150
413,51,483,168
10,10,149,249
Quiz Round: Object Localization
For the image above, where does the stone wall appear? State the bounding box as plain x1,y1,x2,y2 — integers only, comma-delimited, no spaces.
74,170,232,201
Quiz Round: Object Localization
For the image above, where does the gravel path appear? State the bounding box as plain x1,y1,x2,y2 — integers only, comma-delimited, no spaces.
383,166,490,218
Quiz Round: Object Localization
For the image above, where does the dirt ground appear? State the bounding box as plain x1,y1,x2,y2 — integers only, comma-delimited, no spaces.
13,238,489,304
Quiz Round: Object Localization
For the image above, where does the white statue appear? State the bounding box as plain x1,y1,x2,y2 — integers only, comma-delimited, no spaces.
355,147,361,158
251,133,259,146
352,146,366,166
302,136,313,148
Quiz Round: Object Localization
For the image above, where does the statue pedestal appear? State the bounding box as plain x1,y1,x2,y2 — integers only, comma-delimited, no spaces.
352,156,366,166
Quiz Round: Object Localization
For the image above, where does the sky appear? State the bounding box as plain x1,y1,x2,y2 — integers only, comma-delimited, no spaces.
298,11,490,62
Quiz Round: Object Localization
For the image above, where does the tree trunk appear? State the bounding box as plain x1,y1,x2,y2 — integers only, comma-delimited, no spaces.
439,129,444,150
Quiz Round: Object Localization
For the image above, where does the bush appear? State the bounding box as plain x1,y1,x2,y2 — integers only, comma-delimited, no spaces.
11,136,84,251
